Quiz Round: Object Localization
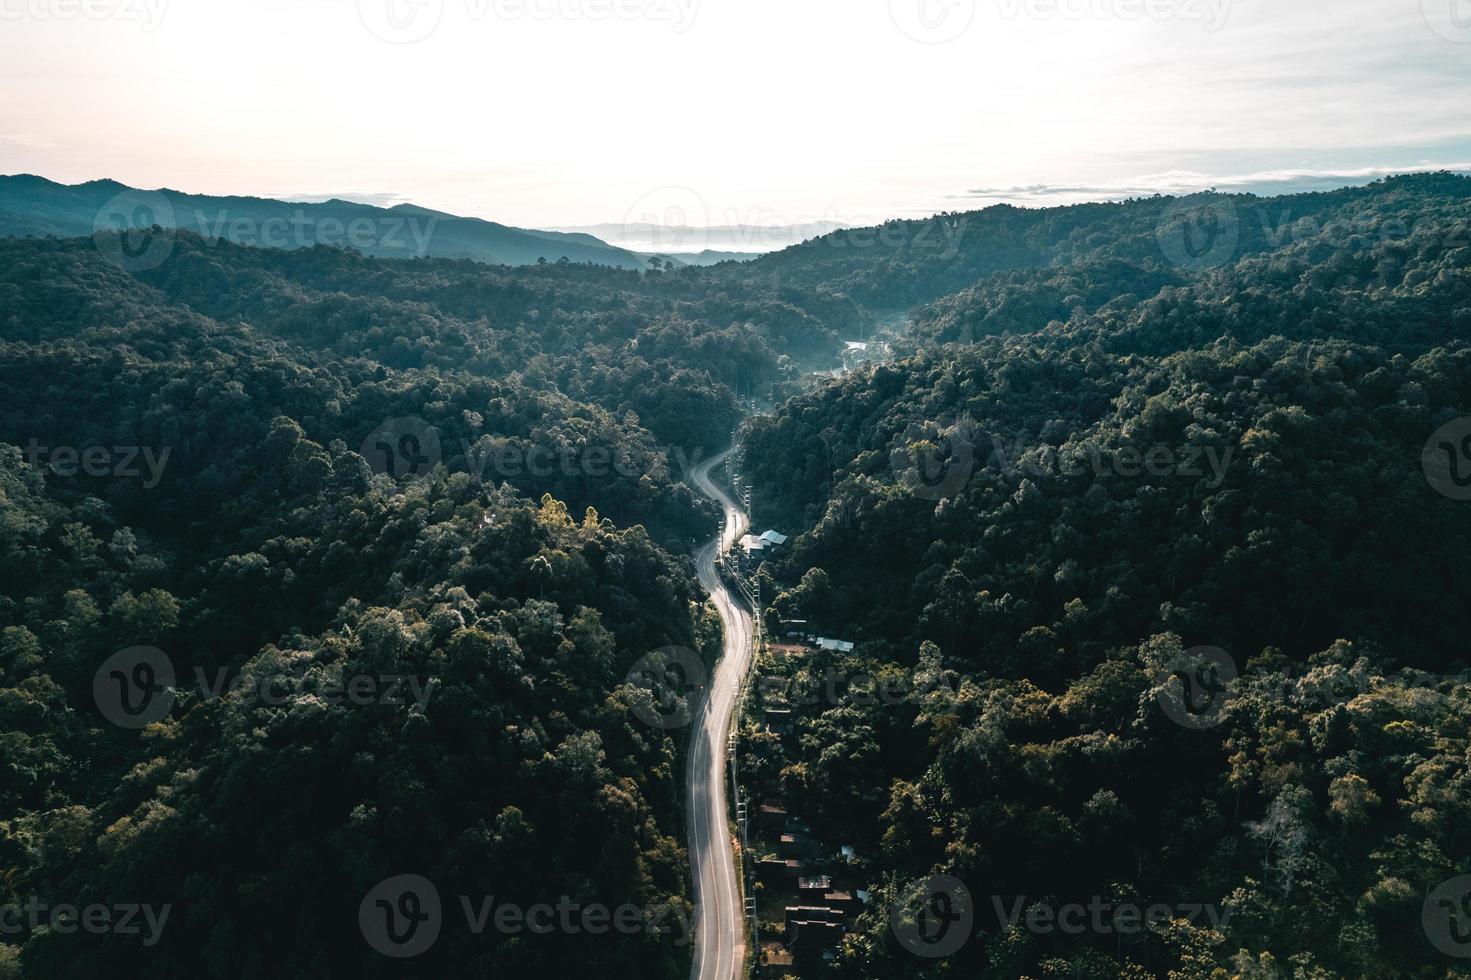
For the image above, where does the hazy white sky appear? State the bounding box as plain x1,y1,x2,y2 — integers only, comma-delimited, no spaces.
2,0,1469,232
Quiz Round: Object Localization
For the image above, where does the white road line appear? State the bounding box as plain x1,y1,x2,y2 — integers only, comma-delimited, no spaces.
686,449,753,980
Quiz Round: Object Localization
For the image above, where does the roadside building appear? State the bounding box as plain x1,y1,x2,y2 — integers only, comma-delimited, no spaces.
762,706,794,734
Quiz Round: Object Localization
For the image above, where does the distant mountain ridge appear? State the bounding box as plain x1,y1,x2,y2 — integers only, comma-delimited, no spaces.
559,219,845,253
0,174,661,269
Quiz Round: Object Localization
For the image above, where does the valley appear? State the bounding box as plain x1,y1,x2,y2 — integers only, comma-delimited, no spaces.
0,173,1470,978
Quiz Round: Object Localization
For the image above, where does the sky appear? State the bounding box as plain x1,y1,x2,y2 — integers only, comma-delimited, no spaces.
2,0,1470,246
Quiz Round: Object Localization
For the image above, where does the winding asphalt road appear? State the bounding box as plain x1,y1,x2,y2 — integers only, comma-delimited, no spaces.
686,449,753,980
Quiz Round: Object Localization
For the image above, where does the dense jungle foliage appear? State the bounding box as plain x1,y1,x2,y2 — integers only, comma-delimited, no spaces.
737,173,1471,978
2,171,1470,978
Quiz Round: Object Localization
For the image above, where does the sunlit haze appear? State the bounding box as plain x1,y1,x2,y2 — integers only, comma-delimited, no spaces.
2,0,1470,237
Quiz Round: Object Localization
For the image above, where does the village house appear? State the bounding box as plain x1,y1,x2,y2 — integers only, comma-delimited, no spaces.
740,529,789,560
784,906,847,956
762,705,794,735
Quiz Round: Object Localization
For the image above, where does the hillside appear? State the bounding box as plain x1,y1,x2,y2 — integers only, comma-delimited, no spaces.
2,172,1471,978
731,172,1471,978
0,174,650,269
721,171,1471,317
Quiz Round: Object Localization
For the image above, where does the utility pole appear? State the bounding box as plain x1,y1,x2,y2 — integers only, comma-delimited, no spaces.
729,733,740,827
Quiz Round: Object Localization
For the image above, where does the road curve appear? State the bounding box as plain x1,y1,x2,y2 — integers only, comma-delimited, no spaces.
686,448,753,980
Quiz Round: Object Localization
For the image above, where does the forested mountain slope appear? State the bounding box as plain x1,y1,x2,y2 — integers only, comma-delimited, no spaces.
734,173,1471,978
0,174,649,269
0,233,780,978
725,170,1471,317
3,171,1471,978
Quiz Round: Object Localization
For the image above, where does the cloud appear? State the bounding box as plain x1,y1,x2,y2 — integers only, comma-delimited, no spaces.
0,133,57,152
950,164,1471,206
